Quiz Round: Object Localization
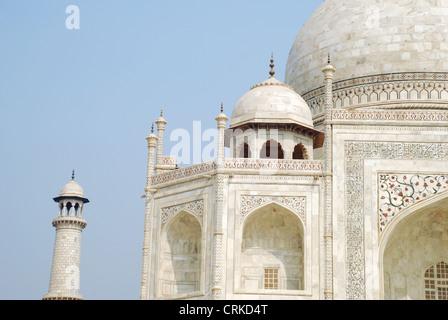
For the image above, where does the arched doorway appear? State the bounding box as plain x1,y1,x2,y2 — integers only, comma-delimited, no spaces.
159,211,202,297
381,195,448,300
240,203,304,291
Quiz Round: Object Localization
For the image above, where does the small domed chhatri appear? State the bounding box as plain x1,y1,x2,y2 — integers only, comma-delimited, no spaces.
231,54,314,130
58,180,85,198
229,54,324,156
53,170,89,203
230,76,314,129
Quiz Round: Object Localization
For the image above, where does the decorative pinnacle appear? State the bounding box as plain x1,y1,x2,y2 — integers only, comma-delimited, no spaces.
269,53,275,77
221,102,224,113
160,108,163,117
328,53,331,64
71,170,75,180
151,123,154,133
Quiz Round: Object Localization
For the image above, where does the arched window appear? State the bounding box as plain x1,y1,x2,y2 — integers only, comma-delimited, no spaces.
238,142,251,159
66,202,72,216
424,261,448,300
260,139,284,159
74,202,80,216
292,143,308,160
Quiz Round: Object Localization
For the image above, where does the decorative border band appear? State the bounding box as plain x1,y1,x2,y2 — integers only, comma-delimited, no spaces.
303,72,448,115
332,109,448,122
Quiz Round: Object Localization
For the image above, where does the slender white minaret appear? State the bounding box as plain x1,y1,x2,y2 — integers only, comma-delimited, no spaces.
215,103,228,167
155,109,167,174
43,171,89,300
322,54,336,300
140,124,158,299
212,103,228,300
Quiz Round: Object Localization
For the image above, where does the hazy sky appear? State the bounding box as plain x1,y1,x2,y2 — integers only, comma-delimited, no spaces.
0,0,322,300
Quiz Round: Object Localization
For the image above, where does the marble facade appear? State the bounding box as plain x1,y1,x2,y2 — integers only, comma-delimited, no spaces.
140,0,448,300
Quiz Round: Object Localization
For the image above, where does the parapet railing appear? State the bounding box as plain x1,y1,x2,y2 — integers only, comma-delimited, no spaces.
150,158,323,187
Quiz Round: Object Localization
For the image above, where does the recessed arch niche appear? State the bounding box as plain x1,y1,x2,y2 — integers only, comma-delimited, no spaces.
159,211,202,297
381,194,448,300
240,202,304,291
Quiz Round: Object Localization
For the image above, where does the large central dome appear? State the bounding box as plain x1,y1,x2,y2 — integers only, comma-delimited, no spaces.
286,0,448,95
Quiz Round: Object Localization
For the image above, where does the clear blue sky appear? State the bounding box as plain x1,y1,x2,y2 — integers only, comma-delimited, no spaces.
0,0,322,300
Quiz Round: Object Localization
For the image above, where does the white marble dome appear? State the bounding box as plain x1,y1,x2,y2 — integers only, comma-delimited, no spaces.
285,0,448,95
230,75,314,129
59,180,85,198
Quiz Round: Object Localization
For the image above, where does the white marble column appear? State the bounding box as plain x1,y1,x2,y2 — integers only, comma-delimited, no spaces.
155,109,167,174
322,57,336,300
140,124,158,300
212,104,228,300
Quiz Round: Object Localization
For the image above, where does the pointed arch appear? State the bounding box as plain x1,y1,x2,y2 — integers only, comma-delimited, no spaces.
240,202,304,291
159,210,202,297
238,142,252,159
260,139,284,159
292,143,309,160
74,202,80,216
380,193,448,300
66,202,72,216
241,197,306,227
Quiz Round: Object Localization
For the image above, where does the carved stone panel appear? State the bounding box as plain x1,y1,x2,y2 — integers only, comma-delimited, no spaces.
240,195,306,224
378,173,448,236
160,200,204,230
344,141,448,300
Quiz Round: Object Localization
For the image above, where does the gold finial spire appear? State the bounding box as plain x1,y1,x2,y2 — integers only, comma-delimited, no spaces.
328,53,331,64
151,123,154,133
269,53,275,77
160,108,163,117
221,102,223,113
71,169,75,180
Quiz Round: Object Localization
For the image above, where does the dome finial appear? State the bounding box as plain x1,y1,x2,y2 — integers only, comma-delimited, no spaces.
328,53,331,64
151,122,154,133
221,102,224,113
71,169,75,181
160,108,163,117
269,53,275,77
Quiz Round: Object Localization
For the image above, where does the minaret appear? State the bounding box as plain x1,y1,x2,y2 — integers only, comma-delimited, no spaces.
145,123,158,187
215,103,228,166
155,109,167,174
322,54,336,300
43,171,90,300
212,103,228,300
140,124,158,299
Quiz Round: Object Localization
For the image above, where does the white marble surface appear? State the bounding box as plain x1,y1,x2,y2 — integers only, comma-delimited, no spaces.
286,0,448,95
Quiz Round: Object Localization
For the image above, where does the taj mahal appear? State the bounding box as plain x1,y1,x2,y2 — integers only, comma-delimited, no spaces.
43,0,448,300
